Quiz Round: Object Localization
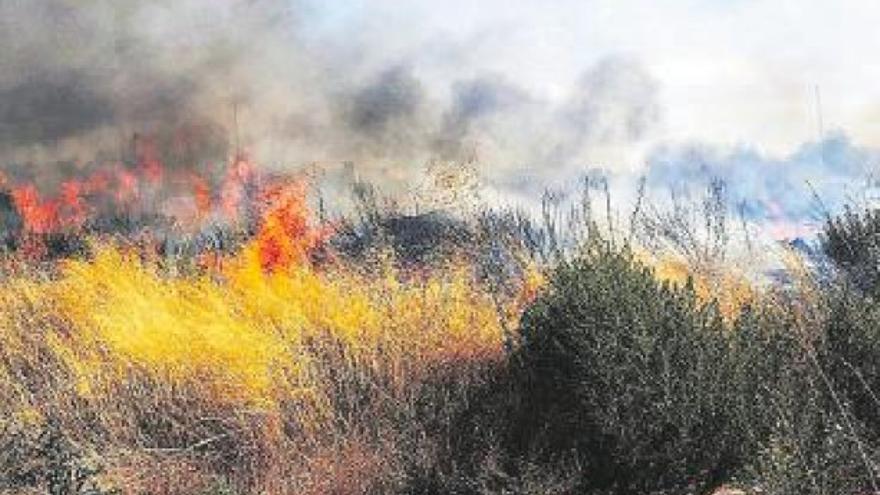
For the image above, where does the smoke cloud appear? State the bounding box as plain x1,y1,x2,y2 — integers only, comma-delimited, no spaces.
645,134,880,236
10,0,873,238
0,0,663,197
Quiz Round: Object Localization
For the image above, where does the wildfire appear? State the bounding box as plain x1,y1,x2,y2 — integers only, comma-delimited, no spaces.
191,173,212,220
134,135,164,185
0,142,336,274
11,185,57,234
253,180,329,272
220,155,257,221
2,153,220,230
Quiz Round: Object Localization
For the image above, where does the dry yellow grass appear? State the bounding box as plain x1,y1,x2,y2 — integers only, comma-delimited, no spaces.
638,251,756,322
0,240,536,422
0,178,551,492
0,236,545,493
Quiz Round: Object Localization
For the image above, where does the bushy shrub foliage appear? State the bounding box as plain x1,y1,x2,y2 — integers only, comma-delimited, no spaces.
512,243,736,493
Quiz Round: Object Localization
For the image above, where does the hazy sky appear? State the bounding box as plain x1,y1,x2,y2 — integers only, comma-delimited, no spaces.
304,0,880,156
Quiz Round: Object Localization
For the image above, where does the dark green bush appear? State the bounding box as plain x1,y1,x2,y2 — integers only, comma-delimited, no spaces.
511,243,737,493
820,206,880,296
824,287,880,436
727,300,869,494
504,241,880,495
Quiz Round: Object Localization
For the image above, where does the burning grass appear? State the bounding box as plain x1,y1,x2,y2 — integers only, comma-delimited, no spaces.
0,169,546,493
0,249,524,492
9,153,879,495
13,242,520,407
645,252,756,323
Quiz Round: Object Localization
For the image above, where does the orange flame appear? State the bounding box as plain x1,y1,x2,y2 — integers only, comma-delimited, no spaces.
59,180,88,226
220,155,256,222
1,142,340,267
115,167,140,206
253,180,329,272
134,135,164,184
11,185,59,234
192,173,212,220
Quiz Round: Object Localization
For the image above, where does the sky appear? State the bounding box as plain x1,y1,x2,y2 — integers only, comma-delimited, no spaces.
2,0,879,234
305,0,880,155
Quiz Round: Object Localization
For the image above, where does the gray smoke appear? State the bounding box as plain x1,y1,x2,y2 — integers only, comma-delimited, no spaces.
341,66,428,159
0,0,662,196
434,75,532,160
644,133,880,230
0,70,114,146
565,57,660,145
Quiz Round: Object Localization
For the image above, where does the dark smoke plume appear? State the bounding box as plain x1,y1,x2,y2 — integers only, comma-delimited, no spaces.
0,0,662,196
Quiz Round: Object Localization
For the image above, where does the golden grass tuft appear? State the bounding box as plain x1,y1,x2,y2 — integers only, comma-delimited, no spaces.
638,252,756,322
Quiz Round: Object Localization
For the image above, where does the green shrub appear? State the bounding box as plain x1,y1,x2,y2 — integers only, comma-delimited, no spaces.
824,287,880,436
511,243,736,493
725,285,880,494
820,206,880,296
